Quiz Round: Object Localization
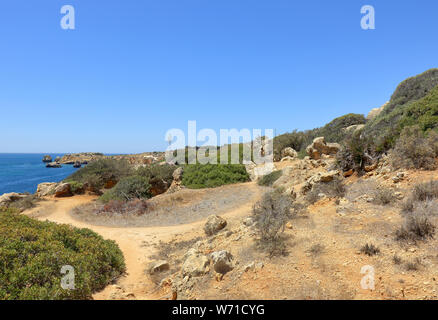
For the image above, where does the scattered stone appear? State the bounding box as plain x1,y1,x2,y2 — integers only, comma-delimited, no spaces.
210,250,234,275
285,222,293,229
181,249,210,277
244,262,255,272
149,260,170,274
204,215,227,236
343,169,354,177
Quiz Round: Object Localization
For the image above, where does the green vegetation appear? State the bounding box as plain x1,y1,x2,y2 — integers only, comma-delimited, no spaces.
257,170,283,186
363,69,438,152
391,126,438,170
0,208,125,300
136,163,175,186
65,159,132,193
182,164,250,189
100,176,152,202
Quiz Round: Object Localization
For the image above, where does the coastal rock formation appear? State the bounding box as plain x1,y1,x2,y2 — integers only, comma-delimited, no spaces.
0,192,28,207
73,161,82,168
204,215,227,236
42,155,52,163
54,183,72,197
306,137,341,160
60,153,104,164
54,156,61,163
36,182,58,197
46,162,62,168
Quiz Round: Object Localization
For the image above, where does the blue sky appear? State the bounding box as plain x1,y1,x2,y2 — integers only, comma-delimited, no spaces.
0,0,437,153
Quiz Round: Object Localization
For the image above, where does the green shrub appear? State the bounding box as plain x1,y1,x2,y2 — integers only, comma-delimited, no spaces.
181,164,250,189
258,170,282,186
136,164,175,186
65,159,132,192
363,69,438,152
0,209,125,300
336,130,374,174
390,126,438,170
100,176,151,202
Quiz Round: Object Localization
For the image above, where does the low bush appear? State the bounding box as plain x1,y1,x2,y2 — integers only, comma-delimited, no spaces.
96,199,151,216
0,209,125,299
257,170,282,187
182,164,250,189
7,195,40,212
336,131,374,174
390,126,438,170
252,190,294,257
402,180,438,213
360,243,380,256
396,214,435,242
100,176,151,202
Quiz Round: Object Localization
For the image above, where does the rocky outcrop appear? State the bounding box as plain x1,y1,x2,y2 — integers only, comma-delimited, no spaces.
60,153,104,164
204,215,227,236
54,156,61,163
54,183,72,197
181,249,210,277
73,161,82,168
306,137,341,160
367,102,387,120
46,162,62,168
210,250,234,275
36,182,58,197
166,167,184,194
281,147,298,159
0,193,28,207
343,124,365,133
42,155,52,163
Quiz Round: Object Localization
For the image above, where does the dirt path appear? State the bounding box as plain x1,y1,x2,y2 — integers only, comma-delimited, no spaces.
24,182,263,300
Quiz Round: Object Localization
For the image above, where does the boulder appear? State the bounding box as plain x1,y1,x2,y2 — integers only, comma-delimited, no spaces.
306,137,340,160
181,249,210,277
36,182,58,197
149,260,170,274
210,250,234,275
281,147,298,159
54,183,72,197
42,155,52,163
245,162,275,181
54,156,61,163
46,162,61,168
204,215,227,236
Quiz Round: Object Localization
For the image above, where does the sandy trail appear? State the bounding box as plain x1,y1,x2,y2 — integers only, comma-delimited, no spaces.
24,182,262,300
